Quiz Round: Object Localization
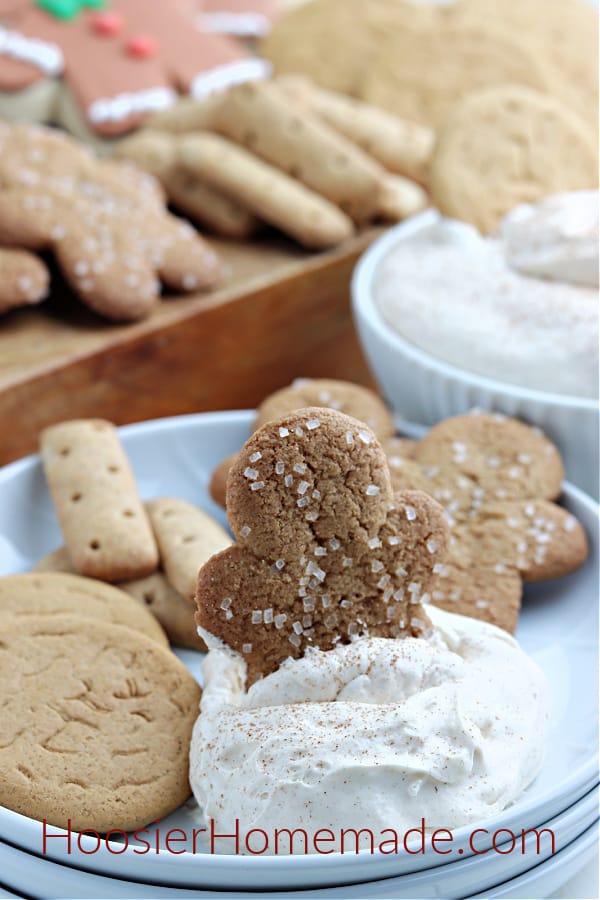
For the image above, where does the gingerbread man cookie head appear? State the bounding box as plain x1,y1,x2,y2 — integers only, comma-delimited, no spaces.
197,408,450,684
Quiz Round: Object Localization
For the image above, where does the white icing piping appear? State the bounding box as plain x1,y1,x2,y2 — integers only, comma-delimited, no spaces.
200,12,271,37
0,27,63,76
87,86,177,124
190,57,272,98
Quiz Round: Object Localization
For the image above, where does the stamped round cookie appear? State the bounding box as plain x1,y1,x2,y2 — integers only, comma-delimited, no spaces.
0,572,168,646
255,378,395,439
33,553,204,650
430,85,598,233
361,23,554,128
0,614,201,832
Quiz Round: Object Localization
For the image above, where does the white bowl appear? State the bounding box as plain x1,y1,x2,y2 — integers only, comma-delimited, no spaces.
351,211,599,499
0,411,598,891
0,788,597,898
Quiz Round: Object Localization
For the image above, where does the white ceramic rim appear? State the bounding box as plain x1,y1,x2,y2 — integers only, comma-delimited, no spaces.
351,210,598,412
0,410,597,888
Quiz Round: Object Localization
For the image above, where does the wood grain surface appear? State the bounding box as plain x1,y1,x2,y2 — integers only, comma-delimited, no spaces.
0,230,379,465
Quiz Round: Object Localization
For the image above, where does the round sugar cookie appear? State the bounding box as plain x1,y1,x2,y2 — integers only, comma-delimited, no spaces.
0,572,168,647
0,615,201,832
361,23,555,128
430,85,598,234
445,0,598,129
260,0,438,96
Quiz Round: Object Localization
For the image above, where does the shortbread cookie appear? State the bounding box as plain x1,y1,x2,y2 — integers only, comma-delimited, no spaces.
212,80,383,224
260,0,439,95
0,572,167,647
255,378,395,439
0,247,48,313
0,0,269,141
430,85,598,233
278,76,434,185
115,129,261,239
378,174,429,223
41,419,159,582
197,408,449,684
34,546,74,573
147,94,225,134
0,123,221,320
380,412,588,629
120,572,206,651
179,132,354,248
0,615,201,832
361,24,554,128
146,498,232,603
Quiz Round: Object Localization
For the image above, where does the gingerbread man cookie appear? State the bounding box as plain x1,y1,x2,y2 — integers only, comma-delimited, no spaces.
209,378,396,506
0,245,48,312
0,122,221,320
385,412,588,631
197,408,450,685
0,0,270,143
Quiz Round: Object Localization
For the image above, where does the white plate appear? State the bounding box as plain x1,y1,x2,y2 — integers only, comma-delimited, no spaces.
470,822,599,900
0,412,598,891
0,788,597,899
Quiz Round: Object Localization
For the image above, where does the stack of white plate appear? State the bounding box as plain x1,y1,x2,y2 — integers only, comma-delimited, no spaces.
0,412,597,899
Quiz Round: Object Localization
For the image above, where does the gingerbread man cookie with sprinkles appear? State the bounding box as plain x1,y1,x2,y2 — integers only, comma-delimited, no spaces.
0,121,221,320
383,412,589,632
196,408,450,685
0,0,270,146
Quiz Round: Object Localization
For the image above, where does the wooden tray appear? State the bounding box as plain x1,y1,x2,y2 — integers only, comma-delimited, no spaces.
0,230,380,466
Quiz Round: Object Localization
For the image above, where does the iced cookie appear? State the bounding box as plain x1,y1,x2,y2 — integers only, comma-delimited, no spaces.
0,0,270,143
430,85,598,233
0,122,221,320
0,614,201,832
384,412,588,631
197,408,449,684
0,571,167,646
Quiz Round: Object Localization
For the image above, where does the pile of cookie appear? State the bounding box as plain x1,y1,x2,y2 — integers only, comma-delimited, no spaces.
209,378,588,633
0,122,222,319
262,0,598,232
33,418,233,649
115,77,432,248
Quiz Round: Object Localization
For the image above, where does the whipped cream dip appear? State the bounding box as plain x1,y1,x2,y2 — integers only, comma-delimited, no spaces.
190,606,549,852
374,192,599,398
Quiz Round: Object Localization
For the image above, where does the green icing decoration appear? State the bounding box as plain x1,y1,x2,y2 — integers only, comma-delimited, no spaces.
36,0,106,21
